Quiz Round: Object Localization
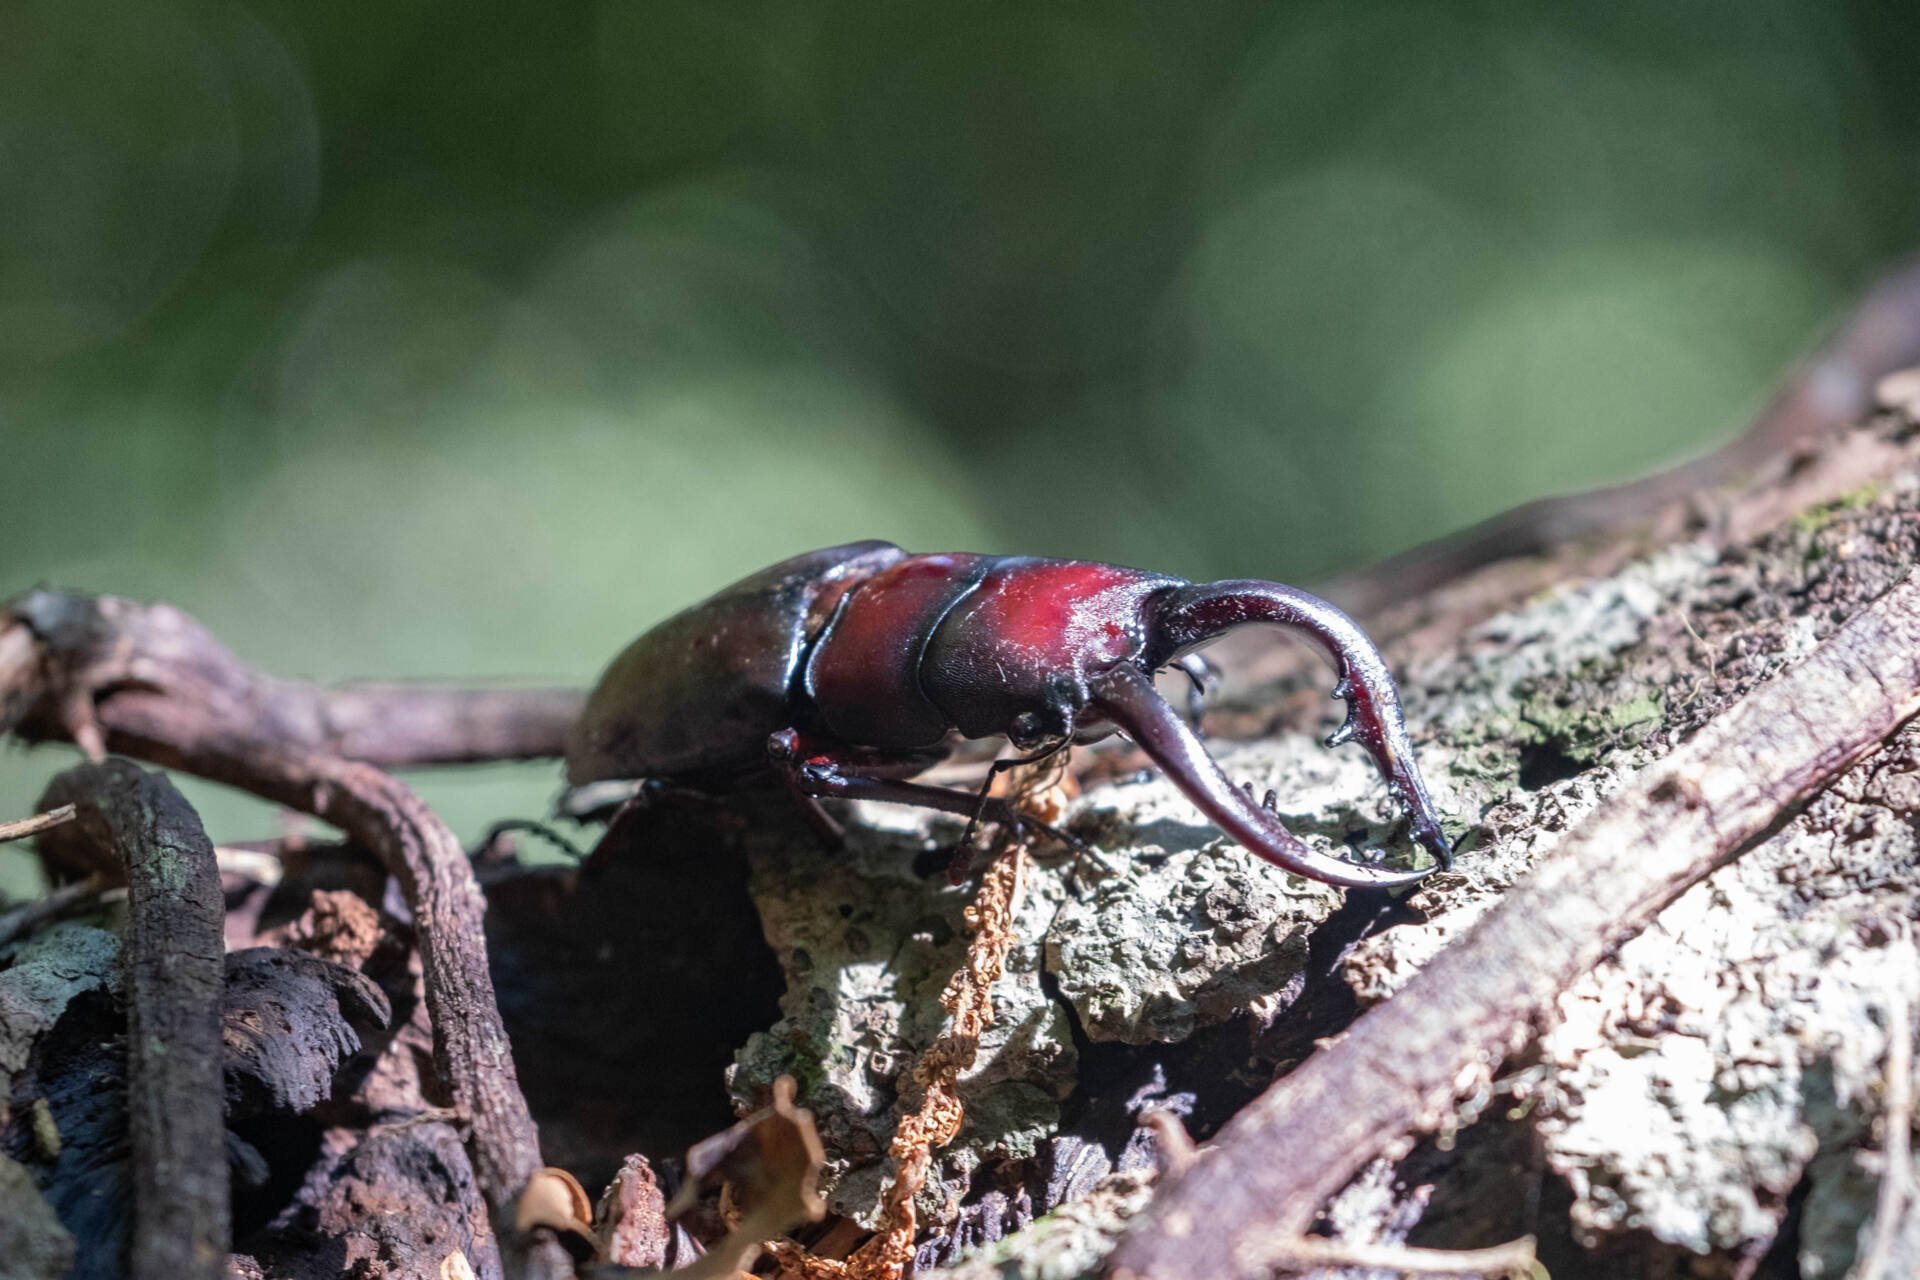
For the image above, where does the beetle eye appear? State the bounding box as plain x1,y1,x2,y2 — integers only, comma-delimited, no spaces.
1008,711,1044,748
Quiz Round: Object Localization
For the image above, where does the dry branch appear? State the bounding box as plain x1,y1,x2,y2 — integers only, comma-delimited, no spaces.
0,589,580,767
1858,937,1916,1280
0,804,75,844
36,759,228,1280
1241,1234,1537,1277
0,593,574,1280
1196,261,1920,708
1108,567,1920,1279
1330,257,1920,625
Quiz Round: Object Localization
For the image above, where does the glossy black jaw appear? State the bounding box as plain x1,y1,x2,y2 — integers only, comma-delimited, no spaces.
1088,664,1442,888
1132,578,1454,879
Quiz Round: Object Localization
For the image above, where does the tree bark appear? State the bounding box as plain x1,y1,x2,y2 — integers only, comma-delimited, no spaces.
37,760,229,1280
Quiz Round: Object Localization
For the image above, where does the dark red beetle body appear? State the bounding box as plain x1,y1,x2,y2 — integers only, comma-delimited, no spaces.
568,541,1452,889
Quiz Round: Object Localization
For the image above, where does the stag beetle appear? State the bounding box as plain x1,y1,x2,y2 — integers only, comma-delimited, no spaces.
565,541,1451,889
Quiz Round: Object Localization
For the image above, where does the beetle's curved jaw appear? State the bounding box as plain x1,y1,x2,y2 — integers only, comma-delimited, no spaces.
1088,663,1438,889
1128,578,1454,877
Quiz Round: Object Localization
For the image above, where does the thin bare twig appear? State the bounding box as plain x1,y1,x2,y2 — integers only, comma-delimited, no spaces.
37,760,228,1280
0,803,75,844
1676,606,1717,682
1328,259,1920,624
1856,933,1915,1280
1242,1233,1537,1278
1110,568,1920,1280
0,590,581,767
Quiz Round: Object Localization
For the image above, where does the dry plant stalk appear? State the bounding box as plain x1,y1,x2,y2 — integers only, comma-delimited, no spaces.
1240,1234,1538,1278
1856,930,1916,1280
768,839,1030,1280
0,804,75,844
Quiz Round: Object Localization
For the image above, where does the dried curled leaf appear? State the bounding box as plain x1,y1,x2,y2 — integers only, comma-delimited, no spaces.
514,1166,599,1262
673,1075,826,1226
670,1075,828,1280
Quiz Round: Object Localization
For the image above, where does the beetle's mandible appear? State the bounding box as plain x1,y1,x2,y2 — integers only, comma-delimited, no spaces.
565,541,1452,889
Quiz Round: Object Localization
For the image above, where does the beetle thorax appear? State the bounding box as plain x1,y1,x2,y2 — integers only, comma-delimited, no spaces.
803,554,1183,751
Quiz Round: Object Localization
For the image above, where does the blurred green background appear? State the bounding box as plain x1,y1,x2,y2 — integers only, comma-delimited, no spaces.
4,0,1918,865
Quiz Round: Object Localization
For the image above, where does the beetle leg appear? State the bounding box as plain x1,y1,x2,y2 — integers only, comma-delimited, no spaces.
768,729,1077,871
766,729,849,846
1088,663,1441,888
787,785,847,847
955,741,1070,850
472,818,590,863
562,779,745,867
556,777,647,822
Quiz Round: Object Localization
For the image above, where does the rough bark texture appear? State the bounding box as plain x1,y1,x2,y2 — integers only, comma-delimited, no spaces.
593,1154,672,1269
221,947,391,1118
8,286,1920,1280
0,589,580,767
1108,561,1920,1280
0,601,573,1280
226,864,506,1280
0,924,129,1280
710,383,1920,1280
37,760,230,1280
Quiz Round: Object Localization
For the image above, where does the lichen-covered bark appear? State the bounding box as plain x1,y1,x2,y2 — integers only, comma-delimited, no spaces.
728,819,1081,1226
727,731,1440,1227
730,396,1920,1279
1336,455,1920,1274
